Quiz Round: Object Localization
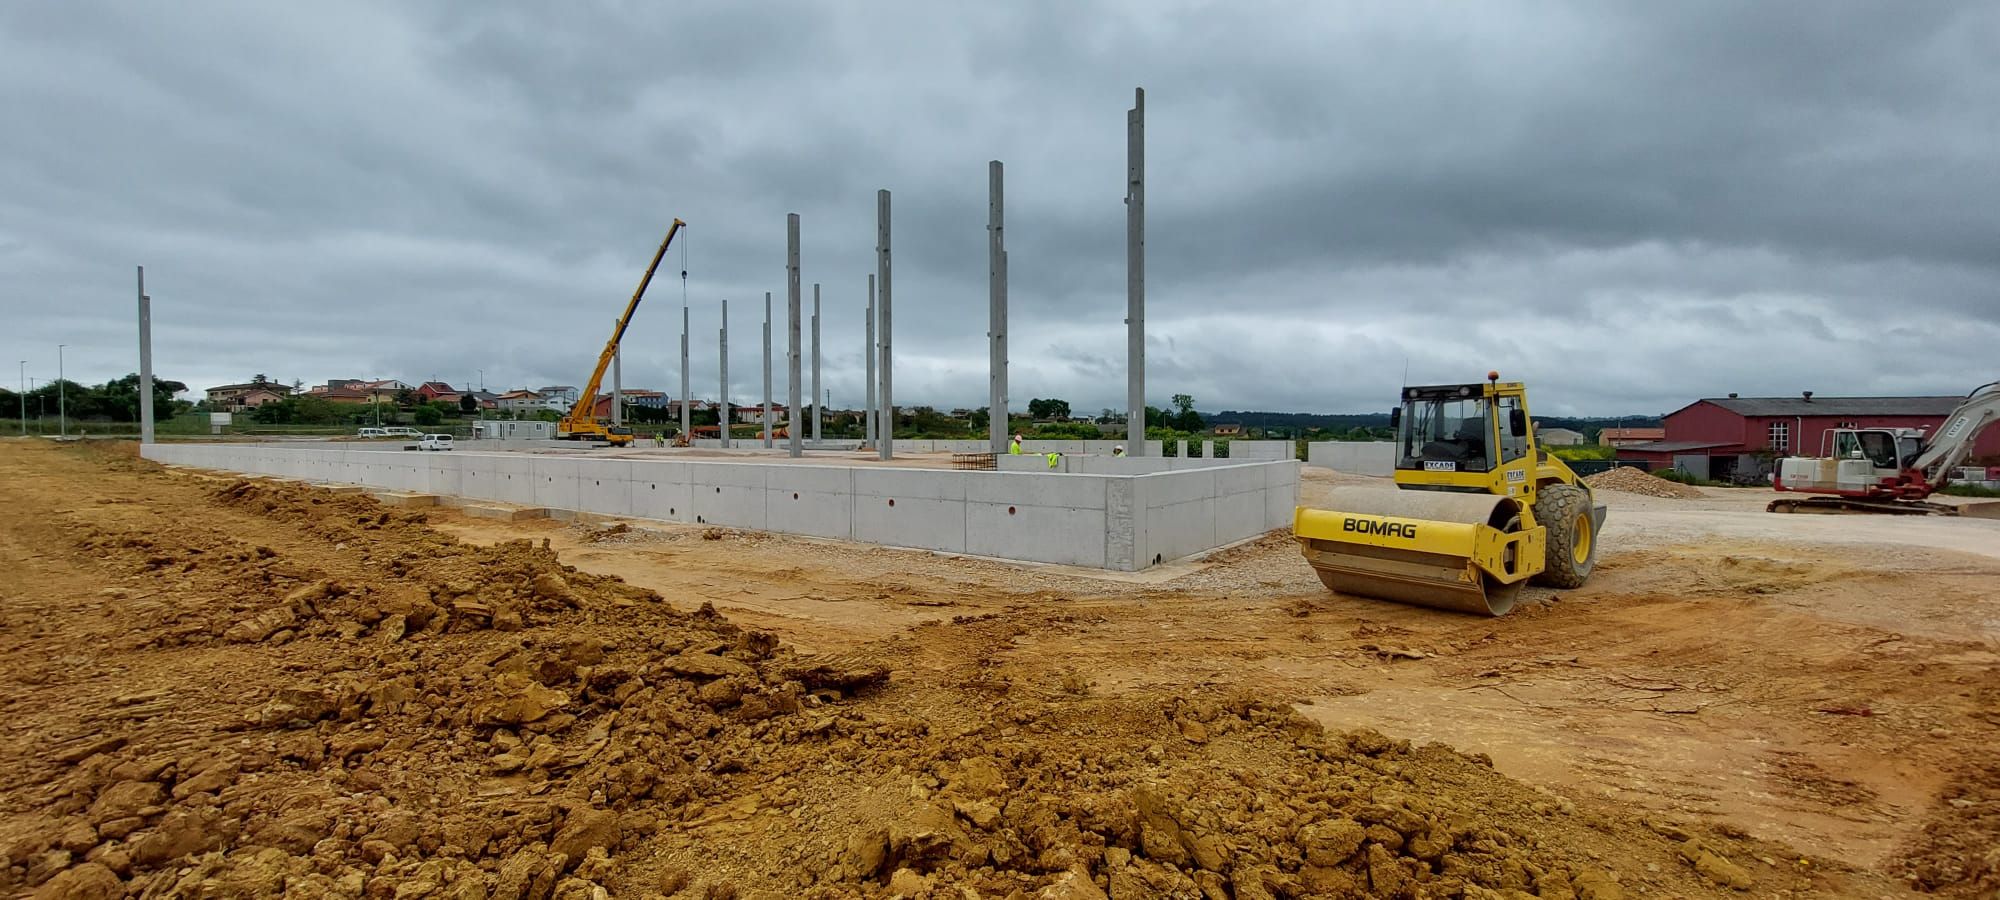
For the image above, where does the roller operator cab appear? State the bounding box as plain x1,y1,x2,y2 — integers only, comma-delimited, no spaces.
1295,375,1608,616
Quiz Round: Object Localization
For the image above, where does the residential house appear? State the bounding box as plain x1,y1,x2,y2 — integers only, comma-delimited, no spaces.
415,382,462,405
306,385,372,403
1598,427,1665,447
496,390,546,414
537,386,579,411
205,381,293,411
620,389,668,409
733,404,787,424
1211,424,1244,437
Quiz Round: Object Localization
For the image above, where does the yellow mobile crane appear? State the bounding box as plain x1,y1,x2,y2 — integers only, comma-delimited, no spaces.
1295,373,1606,616
558,219,686,446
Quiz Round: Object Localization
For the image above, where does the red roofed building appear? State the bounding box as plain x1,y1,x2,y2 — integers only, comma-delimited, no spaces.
1620,392,2000,481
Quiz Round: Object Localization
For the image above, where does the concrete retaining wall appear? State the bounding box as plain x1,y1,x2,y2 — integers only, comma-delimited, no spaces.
1307,441,1396,475
1224,440,1296,460
997,454,1260,475
143,443,1295,571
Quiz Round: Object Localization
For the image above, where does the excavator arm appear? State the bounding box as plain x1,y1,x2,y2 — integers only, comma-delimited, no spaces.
1910,380,2000,485
560,220,686,441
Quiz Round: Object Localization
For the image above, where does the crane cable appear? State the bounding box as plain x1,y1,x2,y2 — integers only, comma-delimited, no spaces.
680,224,689,309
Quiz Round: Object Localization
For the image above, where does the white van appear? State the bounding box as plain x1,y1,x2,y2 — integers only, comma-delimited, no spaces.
418,434,454,451
357,427,387,438
383,427,421,437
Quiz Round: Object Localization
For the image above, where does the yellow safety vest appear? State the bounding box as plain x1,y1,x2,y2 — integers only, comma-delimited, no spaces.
1009,440,1023,454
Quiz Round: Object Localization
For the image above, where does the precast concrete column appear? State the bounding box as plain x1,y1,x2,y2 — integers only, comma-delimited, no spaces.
679,307,690,440
864,274,876,449
1125,87,1146,455
988,161,1008,454
763,292,773,448
877,190,893,460
718,299,729,449
787,214,803,458
137,266,154,444
811,283,821,444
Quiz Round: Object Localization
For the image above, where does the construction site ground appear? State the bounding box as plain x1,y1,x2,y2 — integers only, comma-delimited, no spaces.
3,440,1996,899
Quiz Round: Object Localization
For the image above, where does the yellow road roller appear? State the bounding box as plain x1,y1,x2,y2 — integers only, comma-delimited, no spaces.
1296,374,1605,615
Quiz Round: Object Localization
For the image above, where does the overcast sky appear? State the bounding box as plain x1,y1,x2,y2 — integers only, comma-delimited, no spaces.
3,2,1995,417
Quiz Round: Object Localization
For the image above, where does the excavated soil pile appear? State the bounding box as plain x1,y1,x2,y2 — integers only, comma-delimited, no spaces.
3,464,1811,898
1894,751,2000,897
1583,467,1706,500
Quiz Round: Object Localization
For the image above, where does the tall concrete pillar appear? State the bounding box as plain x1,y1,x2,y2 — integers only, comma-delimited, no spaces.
877,190,893,460
988,161,1008,454
679,307,690,440
762,292,773,448
811,283,822,444
786,214,803,458
137,266,154,444
864,276,876,450
611,319,623,428
718,300,729,449
1126,87,1146,455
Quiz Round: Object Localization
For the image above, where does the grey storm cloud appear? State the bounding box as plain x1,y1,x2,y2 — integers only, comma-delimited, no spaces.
2,0,1996,417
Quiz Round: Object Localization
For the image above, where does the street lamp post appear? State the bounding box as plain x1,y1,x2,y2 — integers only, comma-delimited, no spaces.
57,344,66,439
16,361,24,437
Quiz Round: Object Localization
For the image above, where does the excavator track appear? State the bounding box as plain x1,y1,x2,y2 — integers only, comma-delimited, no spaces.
1768,496,1958,516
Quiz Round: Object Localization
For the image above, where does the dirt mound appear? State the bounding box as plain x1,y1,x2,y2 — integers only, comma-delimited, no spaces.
1895,752,2000,897
0,454,1834,898
1584,466,1706,499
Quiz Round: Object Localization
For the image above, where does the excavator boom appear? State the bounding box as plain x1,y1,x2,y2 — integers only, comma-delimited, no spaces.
559,219,686,445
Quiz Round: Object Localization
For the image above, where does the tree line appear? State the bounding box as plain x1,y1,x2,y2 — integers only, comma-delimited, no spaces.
0,374,191,423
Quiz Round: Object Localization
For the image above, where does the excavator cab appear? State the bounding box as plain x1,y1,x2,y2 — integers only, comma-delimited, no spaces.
1296,375,1605,616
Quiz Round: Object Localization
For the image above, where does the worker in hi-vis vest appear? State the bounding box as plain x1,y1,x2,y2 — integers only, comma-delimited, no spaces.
1009,433,1024,455
1045,452,1061,469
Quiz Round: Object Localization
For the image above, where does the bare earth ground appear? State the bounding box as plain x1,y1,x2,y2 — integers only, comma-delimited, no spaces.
2,442,1996,899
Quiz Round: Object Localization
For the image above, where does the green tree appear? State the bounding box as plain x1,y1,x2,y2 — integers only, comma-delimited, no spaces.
1027,398,1071,420
413,405,443,426
1170,394,1203,432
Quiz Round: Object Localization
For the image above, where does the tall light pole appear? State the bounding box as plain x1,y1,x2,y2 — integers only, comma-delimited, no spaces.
16,361,24,437
57,344,66,439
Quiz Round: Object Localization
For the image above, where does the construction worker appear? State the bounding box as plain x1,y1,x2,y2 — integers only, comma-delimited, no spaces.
1009,433,1024,455
1046,452,1061,469
1112,445,1126,457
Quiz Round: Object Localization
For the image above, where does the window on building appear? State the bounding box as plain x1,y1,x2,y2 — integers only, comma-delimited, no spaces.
1768,420,1790,452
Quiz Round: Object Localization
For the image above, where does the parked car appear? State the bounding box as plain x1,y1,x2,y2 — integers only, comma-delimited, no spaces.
357,427,387,437
417,434,454,451
382,427,421,437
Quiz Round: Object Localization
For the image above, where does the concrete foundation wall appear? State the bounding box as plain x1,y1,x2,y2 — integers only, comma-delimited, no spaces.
997,454,1262,475
1224,440,1296,460
1307,441,1396,475
142,444,1296,572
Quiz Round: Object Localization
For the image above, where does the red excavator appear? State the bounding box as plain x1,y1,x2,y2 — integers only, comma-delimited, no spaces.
1769,381,2000,516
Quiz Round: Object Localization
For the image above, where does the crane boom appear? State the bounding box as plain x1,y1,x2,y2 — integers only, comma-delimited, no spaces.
559,219,686,444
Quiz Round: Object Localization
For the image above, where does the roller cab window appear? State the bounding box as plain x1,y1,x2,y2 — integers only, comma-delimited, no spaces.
1395,388,1494,473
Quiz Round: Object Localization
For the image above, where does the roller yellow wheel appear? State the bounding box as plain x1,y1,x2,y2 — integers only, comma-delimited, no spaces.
1532,483,1596,588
